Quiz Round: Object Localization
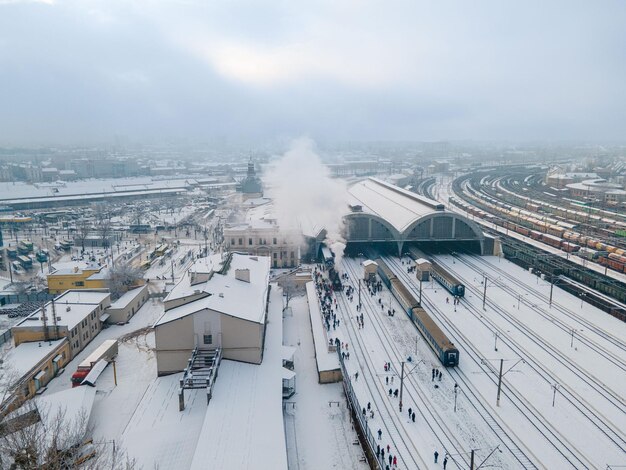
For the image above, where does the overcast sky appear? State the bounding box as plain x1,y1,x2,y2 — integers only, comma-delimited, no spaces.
0,0,625,145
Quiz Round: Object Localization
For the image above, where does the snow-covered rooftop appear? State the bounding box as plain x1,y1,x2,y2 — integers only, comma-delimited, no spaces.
156,253,271,326
109,285,145,309
189,286,287,470
8,338,67,377
15,290,110,330
346,177,444,233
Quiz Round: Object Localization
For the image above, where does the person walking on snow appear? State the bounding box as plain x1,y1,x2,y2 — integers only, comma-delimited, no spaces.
443,456,448,469
434,450,439,463
393,455,397,467
412,412,416,422
377,429,382,440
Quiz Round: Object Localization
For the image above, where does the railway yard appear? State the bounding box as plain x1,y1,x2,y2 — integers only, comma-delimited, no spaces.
317,249,625,469
2,159,626,469
310,163,626,469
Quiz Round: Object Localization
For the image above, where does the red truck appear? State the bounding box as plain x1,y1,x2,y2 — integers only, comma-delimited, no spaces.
71,339,119,387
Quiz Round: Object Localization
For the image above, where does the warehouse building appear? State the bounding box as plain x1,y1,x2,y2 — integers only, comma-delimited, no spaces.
12,290,111,359
0,338,71,417
154,252,271,376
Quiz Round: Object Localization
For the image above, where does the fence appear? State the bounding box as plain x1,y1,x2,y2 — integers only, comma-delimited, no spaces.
0,329,12,347
337,347,384,470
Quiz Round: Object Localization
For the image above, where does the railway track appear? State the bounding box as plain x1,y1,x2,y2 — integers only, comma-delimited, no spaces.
343,257,546,469
326,271,428,469
431,256,626,453
384,256,603,469
463,254,626,361
382,257,561,469
339,259,473,469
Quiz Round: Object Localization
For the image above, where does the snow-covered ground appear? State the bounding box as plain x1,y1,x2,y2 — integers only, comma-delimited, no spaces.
283,294,368,470
333,253,626,469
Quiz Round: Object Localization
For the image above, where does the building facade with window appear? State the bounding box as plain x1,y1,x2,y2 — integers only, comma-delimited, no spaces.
223,220,301,268
0,338,71,417
11,290,112,359
154,252,271,375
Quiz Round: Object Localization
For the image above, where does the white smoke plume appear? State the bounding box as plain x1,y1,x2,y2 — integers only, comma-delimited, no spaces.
264,138,347,268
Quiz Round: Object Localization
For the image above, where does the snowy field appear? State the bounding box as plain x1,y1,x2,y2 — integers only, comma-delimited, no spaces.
328,254,625,469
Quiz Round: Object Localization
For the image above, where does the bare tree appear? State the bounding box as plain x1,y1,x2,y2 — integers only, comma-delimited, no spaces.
0,400,137,469
93,204,113,249
75,220,91,254
279,276,301,310
107,264,143,300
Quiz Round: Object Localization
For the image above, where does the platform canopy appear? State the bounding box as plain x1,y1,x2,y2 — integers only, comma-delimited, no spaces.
343,178,485,254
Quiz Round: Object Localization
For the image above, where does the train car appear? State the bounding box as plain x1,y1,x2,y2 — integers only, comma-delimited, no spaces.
431,266,466,297
411,306,459,367
529,230,542,240
6,247,17,259
140,260,151,270
608,253,626,265
540,233,563,249
560,241,581,253
376,258,397,288
390,278,420,315
407,247,465,297
376,258,459,366
321,246,335,268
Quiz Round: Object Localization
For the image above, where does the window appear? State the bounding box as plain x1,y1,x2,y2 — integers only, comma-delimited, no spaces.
75,281,84,287
248,238,253,245
290,251,295,258
273,253,277,259
231,238,236,245
238,238,243,245
203,334,213,345
273,238,277,245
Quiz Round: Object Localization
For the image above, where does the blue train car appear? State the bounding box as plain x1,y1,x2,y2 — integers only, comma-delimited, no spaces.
411,306,459,367
376,258,459,367
430,267,465,297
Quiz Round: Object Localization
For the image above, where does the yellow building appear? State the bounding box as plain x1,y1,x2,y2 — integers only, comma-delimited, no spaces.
47,264,108,294
12,290,111,359
0,338,71,417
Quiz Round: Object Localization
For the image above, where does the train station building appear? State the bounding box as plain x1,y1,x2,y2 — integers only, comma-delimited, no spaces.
342,178,488,256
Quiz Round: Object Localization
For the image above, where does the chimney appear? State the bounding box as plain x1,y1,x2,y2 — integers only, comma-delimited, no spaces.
235,268,250,283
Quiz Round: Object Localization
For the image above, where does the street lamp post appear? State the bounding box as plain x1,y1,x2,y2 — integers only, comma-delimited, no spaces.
552,383,559,407
398,360,422,412
482,275,487,310
454,383,459,412
419,278,423,306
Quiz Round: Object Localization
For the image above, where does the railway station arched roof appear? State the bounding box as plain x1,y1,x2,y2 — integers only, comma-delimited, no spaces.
343,178,485,253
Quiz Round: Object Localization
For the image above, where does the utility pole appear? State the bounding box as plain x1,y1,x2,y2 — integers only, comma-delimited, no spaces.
494,332,499,352
358,278,361,308
419,278,423,306
399,361,405,412
549,275,555,308
482,275,487,310
171,259,175,282
552,383,558,406
496,358,503,407
454,383,459,412
470,449,475,470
